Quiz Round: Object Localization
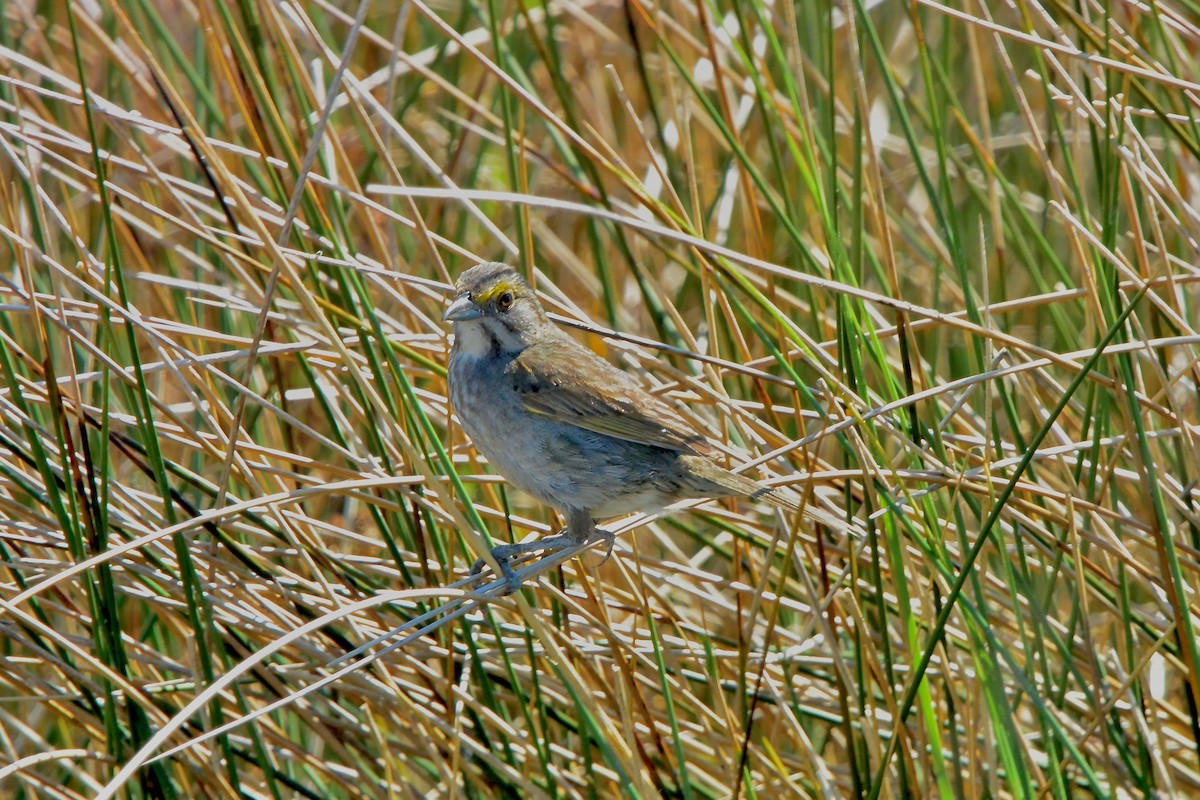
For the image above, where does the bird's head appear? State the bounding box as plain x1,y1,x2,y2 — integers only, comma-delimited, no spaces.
443,262,548,356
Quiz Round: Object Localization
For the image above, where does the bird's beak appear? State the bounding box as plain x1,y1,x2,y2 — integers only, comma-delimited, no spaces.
442,294,482,322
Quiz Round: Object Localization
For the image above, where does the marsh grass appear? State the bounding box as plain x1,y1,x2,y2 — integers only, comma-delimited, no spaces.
1,0,1199,797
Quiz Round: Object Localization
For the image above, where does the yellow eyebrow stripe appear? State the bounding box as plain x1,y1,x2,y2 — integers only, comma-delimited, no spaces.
472,281,515,304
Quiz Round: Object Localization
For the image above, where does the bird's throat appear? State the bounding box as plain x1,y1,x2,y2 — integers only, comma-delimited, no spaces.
452,318,525,360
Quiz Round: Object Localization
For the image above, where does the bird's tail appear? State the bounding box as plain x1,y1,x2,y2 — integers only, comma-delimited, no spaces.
679,456,800,513
749,484,800,513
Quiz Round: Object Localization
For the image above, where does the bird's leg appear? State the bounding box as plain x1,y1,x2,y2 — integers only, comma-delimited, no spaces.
470,508,610,593
573,508,616,567
562,507,616,567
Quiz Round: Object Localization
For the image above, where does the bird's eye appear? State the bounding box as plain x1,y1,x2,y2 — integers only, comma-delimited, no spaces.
497,291,514,311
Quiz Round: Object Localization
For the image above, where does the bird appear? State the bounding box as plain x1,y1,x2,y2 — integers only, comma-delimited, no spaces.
443,261,797,591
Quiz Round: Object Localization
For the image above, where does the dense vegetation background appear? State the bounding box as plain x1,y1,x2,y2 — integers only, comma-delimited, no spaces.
2,0,1199,797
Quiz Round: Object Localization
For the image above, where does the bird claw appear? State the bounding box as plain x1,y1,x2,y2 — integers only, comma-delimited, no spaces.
470,551,521,595
469,530,614,594
469,536,568,595
590,529,616,567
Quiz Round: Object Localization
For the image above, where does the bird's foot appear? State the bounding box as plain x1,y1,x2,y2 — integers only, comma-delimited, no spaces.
590,528,616,567
470,529,613,594
470,534,573,594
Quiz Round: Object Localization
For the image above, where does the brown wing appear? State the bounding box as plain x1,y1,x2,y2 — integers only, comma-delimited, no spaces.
507,342,714,456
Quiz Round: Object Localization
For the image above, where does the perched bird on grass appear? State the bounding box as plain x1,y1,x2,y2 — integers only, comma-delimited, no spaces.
443,262,797,591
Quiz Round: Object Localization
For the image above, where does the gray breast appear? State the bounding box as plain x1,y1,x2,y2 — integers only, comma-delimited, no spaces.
448,349,671,515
